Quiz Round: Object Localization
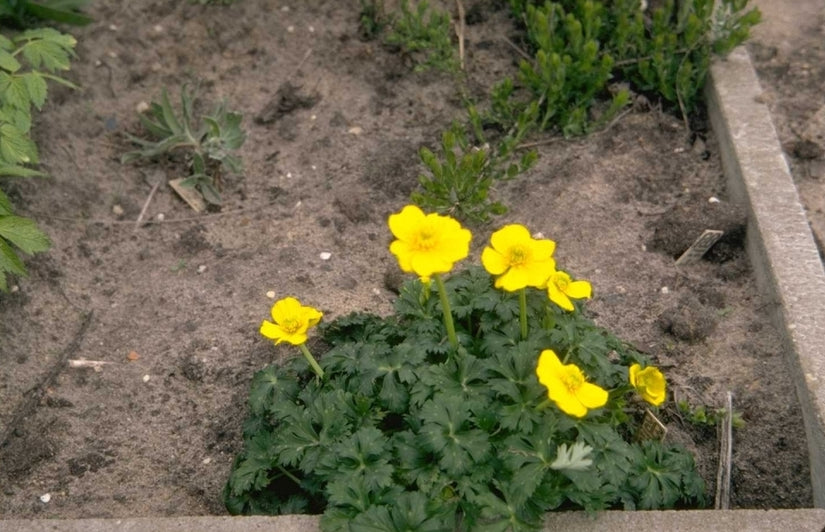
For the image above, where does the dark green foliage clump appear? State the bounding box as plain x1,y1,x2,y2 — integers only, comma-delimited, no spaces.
225,266,705,530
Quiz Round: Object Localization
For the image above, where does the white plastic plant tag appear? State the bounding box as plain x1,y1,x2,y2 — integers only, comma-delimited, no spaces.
675,229,723,266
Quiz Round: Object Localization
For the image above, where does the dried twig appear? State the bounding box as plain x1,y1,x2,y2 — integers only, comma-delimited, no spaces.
0,312,93,447
134,180,161,231
714,391,733,509
501,35,533,63
454,0,466,71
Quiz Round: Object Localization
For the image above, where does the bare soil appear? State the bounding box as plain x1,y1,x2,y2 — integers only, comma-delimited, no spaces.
0,0,814,518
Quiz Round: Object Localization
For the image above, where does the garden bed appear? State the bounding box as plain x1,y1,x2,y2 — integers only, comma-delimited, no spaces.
0,0,815,520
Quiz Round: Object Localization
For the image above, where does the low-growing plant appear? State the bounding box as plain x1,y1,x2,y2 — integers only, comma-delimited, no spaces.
499,0,760,135
225,205,705,529
358,0,385,41
413,101,539,223
0,0,91,28
0,26,77,291
676,399,745,429
385,0,459,73
122,87,246,206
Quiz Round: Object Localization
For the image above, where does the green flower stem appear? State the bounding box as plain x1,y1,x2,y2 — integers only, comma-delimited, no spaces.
433,273,458,351
277,465,302,486
299,343,324,379
519,288,528,340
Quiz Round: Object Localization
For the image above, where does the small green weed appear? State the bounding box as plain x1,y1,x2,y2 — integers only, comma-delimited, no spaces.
677,399,745,429
122,87,246,206
385,0,459,73
0,0,91,28
358,0,385,41
0,27,77,291
413,102,539,223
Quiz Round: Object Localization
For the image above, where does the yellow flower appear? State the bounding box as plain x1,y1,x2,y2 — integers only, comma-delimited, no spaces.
260,296,323,346
536,349,608,418
629,364,667,406
481,224,556,291
546,270,592,311
388,205,471,281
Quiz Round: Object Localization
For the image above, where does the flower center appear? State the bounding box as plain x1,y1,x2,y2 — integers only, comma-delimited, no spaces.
560,366,584,394
553,272,570,291
281,318,301,334
507,245,529,266
414,228,438,251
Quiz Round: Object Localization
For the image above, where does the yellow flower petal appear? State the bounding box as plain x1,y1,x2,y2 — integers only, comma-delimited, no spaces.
388,205,425,242
481,247,508,275
271,296,301,322
565,280,592,299
548,283,574,311
577,381,609,409
495,267,529,292
260,320,283,341
530,238,556,259
490,224,532,252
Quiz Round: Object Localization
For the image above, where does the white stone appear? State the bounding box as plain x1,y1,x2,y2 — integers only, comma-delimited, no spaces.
319,252,332,261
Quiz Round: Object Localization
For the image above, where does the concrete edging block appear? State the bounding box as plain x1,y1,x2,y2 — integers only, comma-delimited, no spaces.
706,46,825,508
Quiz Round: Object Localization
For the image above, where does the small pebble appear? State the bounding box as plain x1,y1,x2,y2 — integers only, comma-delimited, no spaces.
281,5,290,11
142,375,151,383
202,457,212,465
156,213,165,221
661,286,670,294
287,25,295,33
40,494,51,503
311,165,317,170
708,196,721,203
112,205,124,216
371,288,381,295
153,24,163,33
286,172,292,178
136,101,150,113
308,25,315,33
266,291,276,299
108,24,118,31
107,51,117,59
319,252,332,261
348,126,363,135
10,285,19,293
197,265,207,274
532,232,545,239
310,114,317,121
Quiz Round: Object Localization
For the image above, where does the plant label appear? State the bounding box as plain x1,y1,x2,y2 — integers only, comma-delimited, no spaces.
169,178,206,213
675,229,723,266
636,409,668,442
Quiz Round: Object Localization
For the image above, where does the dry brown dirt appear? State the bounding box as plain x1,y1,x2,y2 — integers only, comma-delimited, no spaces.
0,0,815,518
